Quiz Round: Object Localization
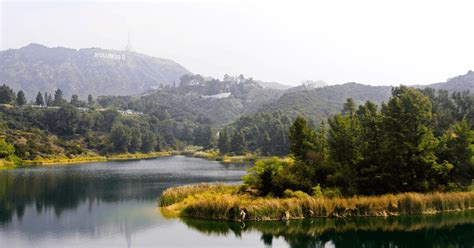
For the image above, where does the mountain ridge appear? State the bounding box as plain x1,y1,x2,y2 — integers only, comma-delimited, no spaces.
0,43,191,99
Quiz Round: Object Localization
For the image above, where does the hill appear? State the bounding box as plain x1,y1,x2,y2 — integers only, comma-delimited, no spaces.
0,43,190,99
257,73,474,124
258,83,392,123
424,70,474,92
97,74,283,126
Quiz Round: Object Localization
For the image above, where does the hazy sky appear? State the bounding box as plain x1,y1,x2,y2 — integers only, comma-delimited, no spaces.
2,0,474,86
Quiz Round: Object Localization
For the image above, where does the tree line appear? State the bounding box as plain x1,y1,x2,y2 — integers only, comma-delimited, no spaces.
244,86,474,196
0,85,226,162
0,84,96,108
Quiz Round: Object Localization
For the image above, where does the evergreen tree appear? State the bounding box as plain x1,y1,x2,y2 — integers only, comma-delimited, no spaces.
354,101,384,194
193,125,213,149
230,130,245,155
141,129,157,153
438,121,474,188
46,94,53,106
380,86,444,192
53,89,65,106
0,84,16,104
217,128,230,154
44,92,52,106
16,90,27,106
129,128,143,153
342,98,356,116
70,94,80,106
48,105,80,135
288,116,315,161
328,114,360,165
87,94,94,106
35,91,44,106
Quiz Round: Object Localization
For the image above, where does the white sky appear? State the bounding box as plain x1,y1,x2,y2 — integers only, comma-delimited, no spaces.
1,0,474,86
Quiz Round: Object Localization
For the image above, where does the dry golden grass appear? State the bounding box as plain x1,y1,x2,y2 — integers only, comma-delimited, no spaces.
159,183,238,207
160,184,474,221
22,151,172,166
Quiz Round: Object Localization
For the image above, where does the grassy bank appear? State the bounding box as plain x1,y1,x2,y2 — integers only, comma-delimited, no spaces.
186,150,263,164
21,151,172,166
160,184,474,221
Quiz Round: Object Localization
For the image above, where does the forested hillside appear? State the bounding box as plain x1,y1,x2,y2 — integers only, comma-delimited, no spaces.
97,74,283,126
259,83,392,124
219,87,473,157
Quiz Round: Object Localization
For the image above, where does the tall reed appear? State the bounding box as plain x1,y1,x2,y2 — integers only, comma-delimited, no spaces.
161,184,474,221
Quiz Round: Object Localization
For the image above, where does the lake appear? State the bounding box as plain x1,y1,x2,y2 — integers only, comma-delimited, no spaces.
0,156,473,247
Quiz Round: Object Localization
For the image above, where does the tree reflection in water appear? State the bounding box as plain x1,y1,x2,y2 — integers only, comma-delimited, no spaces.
181,211,474,248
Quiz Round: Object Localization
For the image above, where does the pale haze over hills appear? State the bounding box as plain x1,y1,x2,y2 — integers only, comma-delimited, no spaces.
0,43,473,101
2,0,474,86
0,43,189,98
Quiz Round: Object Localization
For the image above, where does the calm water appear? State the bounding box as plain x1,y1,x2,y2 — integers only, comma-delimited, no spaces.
0,156,473,248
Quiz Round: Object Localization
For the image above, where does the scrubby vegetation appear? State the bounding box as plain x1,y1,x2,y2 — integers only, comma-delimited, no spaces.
160,184,474,221
0,85,191,166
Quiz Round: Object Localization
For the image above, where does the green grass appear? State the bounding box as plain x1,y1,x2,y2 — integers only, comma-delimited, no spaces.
160,184,474,221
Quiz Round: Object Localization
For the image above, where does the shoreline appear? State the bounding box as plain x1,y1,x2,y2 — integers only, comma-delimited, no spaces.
181,150,265,164
2,151,260,169
159,184,474,221
19,151,173,167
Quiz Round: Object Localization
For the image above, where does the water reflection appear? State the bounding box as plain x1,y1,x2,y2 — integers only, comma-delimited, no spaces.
181,211,474,248
0,156,248,244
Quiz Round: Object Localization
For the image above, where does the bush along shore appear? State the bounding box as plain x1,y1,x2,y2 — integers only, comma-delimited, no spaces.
160,184,474,221
176,147,262,164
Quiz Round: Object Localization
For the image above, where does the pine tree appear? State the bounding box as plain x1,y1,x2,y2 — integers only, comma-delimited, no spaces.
141,129,157,153
36,91,44,106
0,84,16,104
217,128,230,154
380,86,442,192
438,121,474,187
230,131,245,155
129,128,143,153
53,89,64,106
87,94,94,106
16,90,27,106
70,94,80,106
289,116,315,161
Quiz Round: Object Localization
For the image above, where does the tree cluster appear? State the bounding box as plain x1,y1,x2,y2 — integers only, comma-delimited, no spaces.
245,86,474,196
218,112,292,155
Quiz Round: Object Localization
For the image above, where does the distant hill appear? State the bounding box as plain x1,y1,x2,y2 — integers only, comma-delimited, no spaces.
421,70,474,92
258,73,474,124
286,80,328,93
256,81,292,90
98,74,283,125
259,83,392,124
0,43,190,99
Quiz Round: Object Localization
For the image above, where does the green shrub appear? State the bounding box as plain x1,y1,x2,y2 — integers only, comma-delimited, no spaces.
312,184,323,197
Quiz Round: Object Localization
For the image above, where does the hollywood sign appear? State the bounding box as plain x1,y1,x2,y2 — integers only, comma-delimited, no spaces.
94,52,126,61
